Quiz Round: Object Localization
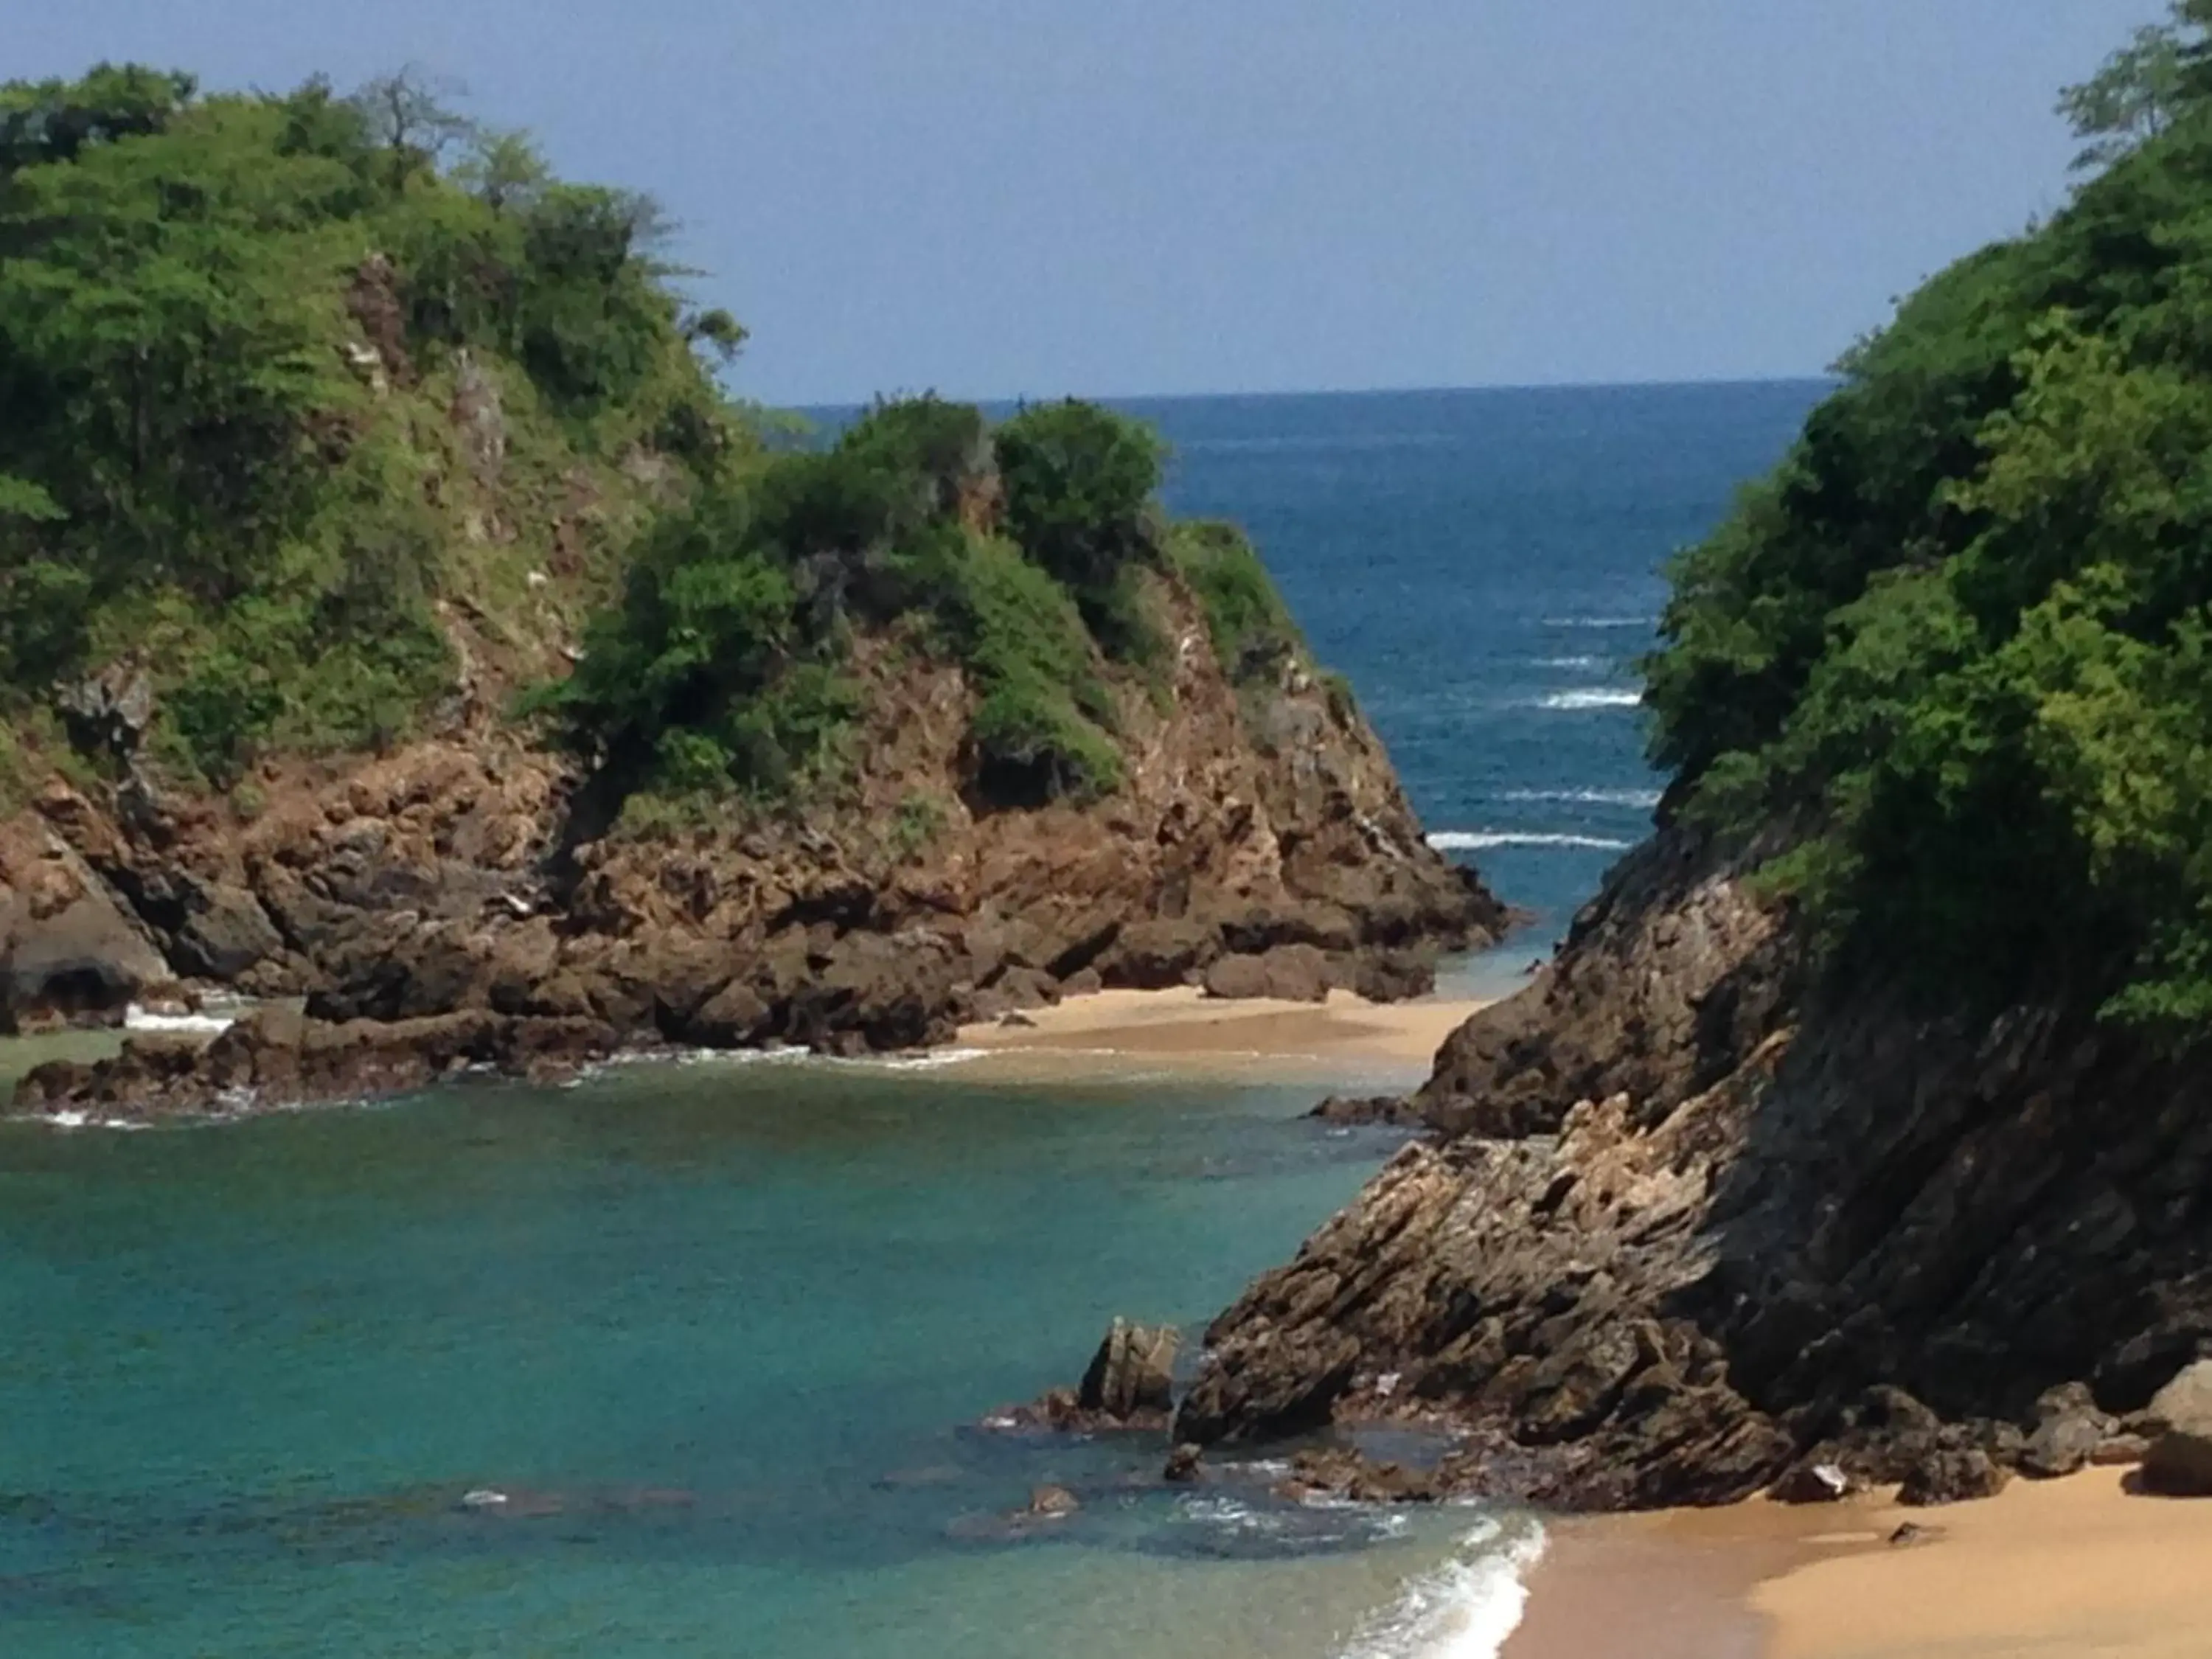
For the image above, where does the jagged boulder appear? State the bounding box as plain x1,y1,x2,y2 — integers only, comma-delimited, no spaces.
2140,1362,2212,1496
1898,1448,2010,1507
1079,1318,1180,1422
0,817,171,1031
2020,1382,2113,1480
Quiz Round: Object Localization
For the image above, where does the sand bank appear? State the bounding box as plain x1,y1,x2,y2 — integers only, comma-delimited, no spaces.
953,985,1490,1085
1507,1467,2212,1659
1756,1467,2212,1659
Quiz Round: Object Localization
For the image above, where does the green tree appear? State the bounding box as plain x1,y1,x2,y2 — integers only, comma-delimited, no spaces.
2059,1,2212,170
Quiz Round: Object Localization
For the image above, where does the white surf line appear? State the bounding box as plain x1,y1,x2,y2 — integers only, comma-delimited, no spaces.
1333,1517,1548,1659
1535,689,1641,710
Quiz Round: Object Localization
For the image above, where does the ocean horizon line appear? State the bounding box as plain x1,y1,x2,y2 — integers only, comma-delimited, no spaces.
787,373,1839,418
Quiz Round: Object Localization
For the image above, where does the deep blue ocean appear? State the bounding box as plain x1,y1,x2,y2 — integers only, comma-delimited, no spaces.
1136,381,1827,986
0,383,1823,1659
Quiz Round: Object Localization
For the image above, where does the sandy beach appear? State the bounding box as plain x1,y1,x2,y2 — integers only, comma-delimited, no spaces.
1509,1467,2212,1659
953,986,1492,1085
1755,1467,2212,1659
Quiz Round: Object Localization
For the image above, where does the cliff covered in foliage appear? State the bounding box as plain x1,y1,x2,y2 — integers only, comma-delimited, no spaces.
1173,6,2212,1509
0,66,1500,1096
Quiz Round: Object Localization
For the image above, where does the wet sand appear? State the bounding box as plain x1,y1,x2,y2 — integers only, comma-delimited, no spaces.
1506,1501,1837,1659
1509,1467,2212,1659
953,986,1491,1087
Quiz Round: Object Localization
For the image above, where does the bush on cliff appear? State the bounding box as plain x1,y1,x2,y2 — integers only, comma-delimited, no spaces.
539,397,1178,809
1647,1,2212,1028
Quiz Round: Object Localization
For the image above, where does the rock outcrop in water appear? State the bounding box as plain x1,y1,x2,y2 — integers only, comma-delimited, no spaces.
1173,824,2212,1510
7,608,1499,1118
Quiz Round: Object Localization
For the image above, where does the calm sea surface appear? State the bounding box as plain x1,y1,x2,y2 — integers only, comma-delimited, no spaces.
0,383,1820,1658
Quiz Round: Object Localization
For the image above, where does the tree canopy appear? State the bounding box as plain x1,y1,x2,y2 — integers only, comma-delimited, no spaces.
0,64,740,785
1648,5,2212,1029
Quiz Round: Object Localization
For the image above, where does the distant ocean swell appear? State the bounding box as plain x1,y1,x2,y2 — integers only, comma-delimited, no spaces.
1333,1517,1548,1659
1500,787,1660,809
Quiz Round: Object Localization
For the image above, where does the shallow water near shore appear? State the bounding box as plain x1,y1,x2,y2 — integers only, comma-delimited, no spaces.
0,1059,1546,1658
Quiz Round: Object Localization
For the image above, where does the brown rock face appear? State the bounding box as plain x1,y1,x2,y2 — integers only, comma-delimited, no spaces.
1174,825,2212,1511
6,588,1503,1117
0,807,173,1031
1078,1320,1180,1420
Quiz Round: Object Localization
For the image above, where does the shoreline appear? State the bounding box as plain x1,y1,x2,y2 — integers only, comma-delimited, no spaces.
953,984,1493,1088
1505,1466,2212,1659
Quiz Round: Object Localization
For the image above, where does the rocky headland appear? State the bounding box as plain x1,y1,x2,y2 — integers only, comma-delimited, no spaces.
2,622,1499,1119
0,70,1502,1121
1166,818,2212,1512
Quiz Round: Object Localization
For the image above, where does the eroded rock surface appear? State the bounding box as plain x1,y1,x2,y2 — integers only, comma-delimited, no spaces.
1176,827,2212,1510
8,608,1503,1117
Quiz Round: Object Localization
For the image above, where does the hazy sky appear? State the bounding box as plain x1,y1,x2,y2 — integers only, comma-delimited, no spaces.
13,1,2171,405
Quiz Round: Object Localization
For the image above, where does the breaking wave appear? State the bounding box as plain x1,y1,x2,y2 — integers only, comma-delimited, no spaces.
1427,832,1632,852
125,1004,237,1036
1536,689,1641,710
1333,1515,1548,1659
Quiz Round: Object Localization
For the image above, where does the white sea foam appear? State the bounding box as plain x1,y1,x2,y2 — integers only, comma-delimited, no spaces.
1537,689,1642,710
1532,655,1604,669
1541,615,1652,630
1501,787,1662,809
1333,1518,1547,1659
29,1108,150,1133
1427,832,1632,853
816,1046,989,1074
125,1004,237,1036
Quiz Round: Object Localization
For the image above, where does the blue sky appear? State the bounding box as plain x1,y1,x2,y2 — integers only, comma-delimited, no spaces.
14,1,2171,404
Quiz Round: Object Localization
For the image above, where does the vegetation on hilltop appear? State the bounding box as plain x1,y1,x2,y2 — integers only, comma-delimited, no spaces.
0,63,1317,824
0,61,1317,827
1646,0,2212,1026
0,64,744,790
540,393,1304,813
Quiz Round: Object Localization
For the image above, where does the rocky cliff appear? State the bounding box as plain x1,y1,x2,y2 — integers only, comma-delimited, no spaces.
4,580,1503,1116
1173,823,2212,1509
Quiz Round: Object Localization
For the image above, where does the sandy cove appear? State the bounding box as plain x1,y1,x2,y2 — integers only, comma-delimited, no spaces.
953,985,1495,1084
1508,1467,2212,1659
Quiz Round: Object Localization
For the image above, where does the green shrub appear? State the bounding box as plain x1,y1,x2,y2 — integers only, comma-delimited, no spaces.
1167,519,1304,681
936,535,1121,802
995,400,1166,591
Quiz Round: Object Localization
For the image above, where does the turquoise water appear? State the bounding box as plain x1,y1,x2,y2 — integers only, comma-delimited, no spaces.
1,1060,1526,1658
6,385,1817,1656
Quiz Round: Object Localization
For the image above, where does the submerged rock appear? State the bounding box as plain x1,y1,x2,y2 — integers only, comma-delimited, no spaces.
1163,1444,1204,1484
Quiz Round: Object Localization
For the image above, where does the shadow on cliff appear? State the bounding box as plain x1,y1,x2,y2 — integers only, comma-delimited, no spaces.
1175,818,2212,1509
